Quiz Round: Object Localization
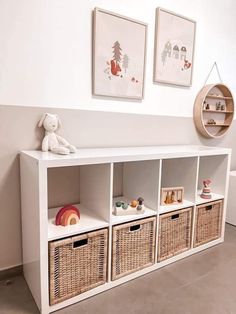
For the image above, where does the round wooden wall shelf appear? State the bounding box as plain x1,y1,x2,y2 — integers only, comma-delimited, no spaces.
194,84,234,138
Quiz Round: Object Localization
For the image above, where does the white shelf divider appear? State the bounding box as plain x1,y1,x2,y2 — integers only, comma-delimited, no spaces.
48,204,109,241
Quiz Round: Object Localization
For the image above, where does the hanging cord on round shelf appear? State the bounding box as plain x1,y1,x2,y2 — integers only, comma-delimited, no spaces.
203,61,223,86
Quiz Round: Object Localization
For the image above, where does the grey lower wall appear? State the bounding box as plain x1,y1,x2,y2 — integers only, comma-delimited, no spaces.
0,104,235,270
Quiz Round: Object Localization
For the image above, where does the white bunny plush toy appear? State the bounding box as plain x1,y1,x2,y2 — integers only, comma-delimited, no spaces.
38,113,77,155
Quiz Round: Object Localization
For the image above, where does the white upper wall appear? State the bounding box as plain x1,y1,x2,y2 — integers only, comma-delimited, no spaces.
0,0,235,117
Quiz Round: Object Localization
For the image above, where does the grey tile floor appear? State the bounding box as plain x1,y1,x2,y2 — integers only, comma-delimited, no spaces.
1,223,236,314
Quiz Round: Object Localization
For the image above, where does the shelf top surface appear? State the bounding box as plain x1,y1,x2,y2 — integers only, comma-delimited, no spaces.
112,196,157,225
48,204,108,241
21,145,231,167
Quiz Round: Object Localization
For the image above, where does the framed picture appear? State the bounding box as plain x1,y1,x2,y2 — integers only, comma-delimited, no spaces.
161,187,184,206
93,8,147,99
154,8,196,86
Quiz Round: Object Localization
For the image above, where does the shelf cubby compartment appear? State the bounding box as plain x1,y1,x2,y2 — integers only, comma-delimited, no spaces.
112,160,160,225
194,84,234,138
160,157,197,214
47,164,111,241
197,155,228,205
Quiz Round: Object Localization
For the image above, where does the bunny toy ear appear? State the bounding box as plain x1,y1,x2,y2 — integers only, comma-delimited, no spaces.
56,115,62,128
38,113,48,127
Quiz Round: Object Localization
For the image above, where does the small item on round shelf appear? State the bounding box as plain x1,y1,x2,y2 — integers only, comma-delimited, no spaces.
204,100,210,110
207,119,216,125
221,104,225,111
130,200,138,208
216,101,221,110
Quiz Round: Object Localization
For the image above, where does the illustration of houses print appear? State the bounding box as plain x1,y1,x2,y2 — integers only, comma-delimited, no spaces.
161,40,191,71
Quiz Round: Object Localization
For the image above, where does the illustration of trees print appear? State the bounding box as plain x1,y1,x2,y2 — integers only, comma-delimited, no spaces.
113,41,122,63
122,54,129,73
104,41,138,84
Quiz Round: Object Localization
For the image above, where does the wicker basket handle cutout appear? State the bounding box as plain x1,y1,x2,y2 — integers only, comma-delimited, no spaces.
171,214,179,220
73,238,88,249
129,224,141,232
206,205,212,211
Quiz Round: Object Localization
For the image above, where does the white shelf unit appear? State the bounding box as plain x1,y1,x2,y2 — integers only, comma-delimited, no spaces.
20,145,231,314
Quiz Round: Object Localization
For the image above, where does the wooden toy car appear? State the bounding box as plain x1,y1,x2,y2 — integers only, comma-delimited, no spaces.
207,119,216,125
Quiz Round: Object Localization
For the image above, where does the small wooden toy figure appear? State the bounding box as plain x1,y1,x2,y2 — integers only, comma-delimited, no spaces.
122,203,129,210
171,190,176,203
165,192,172,204
115,201,122,208
130,200,138,208
216,102,221,110
207,119,216,125
204,101,210,110
221,104,225,111
137,197,144,210
200,179,212,199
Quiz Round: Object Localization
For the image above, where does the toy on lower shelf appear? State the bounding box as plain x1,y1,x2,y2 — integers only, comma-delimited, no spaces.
55,205,80,226
207,119,216,125
200,179,212,199
114,197,145,216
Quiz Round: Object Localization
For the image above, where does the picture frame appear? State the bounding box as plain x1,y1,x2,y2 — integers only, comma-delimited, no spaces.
153,7,196,87
161,187,184,206
93,7,147,99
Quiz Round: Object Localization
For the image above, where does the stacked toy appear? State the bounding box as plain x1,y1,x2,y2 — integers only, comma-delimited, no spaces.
55,205,80,226
200,179,212,199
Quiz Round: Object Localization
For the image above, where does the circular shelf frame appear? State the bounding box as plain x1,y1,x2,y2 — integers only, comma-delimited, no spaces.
193,84,234,138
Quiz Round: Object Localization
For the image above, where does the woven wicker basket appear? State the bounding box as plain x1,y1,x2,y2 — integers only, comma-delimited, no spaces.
158,207,192,262
112,217,156,280
194,199,223,247
49,228,108,305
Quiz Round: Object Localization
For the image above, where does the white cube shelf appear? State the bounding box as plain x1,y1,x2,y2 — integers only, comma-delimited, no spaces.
20,145,231,314
47,163,111,240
